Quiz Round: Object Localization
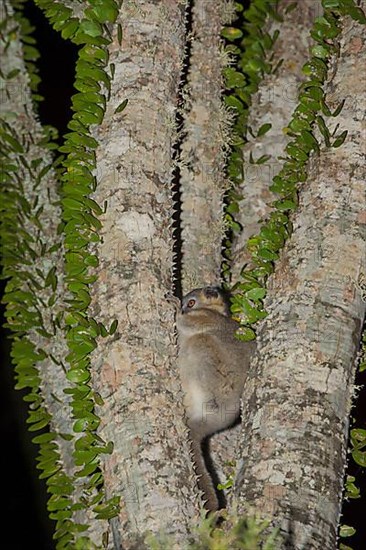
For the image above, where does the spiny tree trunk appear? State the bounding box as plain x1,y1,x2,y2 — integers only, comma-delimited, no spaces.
88,1,201,547
211,0,325,494
232,6,366,549
179,0,234,291
231,0,323,281
88,4,250,546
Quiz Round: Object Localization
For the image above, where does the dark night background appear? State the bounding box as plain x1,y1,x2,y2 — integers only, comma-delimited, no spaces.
1,2,365,549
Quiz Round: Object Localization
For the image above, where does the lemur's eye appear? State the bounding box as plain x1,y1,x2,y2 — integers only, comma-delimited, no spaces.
187,299,196,308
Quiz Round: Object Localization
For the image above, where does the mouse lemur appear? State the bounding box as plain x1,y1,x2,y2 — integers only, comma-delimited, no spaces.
171,285,256,512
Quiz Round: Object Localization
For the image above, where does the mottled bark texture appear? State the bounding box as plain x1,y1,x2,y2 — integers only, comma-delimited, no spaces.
89,2,201,548
231,0,323,282
233,10,366,550
211,0,324,499
0,0,79,505
179,0,235,292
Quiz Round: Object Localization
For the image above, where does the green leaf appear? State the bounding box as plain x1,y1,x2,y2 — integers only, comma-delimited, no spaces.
66,368,91,383
61,19,79,40
226,202,239,214
47,496,73,511
246,287,266,300
269,176,295,194
345,478,360,499
320,98,332,116
301,129,319,151
348,6,366,24
284,2,297,13
77,60,110,88
351,428,366,447
221,27,243,41
333,130,348,148
65,131,100,149
352,449,366,467
303,85,324,101
311,44,331,59
62,197,86,211
87,3,119,23
117,24,122,45
285,143,309,162
83,212,102,230
74,76,101,93
115,99,128,113
257,248,278,261
49,510,72,521
339,525,356,538
273,199,297,211
7,68,21,79
76,461,99,476
224,95,244,112
302,58,328,80
32,432,57,444
73,418,89,433
257,123,272,137
316,116,331,146
83,254,98,268
2,132,24,152
79,19,103,38
224,67,246,88
256,154,271,165
28,417,51,431
93,495,120,515
242,57,269,73
74,450,98,466
94,392,105,406
288,117,310,133
109,319,118,335
83,197,103,215
331,99,345,117
235,326,256,341
45,266,57,291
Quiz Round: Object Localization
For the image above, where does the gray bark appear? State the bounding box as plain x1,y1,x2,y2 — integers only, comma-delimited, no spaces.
232,8,366,549
211,0,324,499
179,0,235,292
89,2,200,547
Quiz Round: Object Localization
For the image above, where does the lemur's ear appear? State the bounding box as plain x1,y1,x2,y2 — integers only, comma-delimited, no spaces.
204,287,220,299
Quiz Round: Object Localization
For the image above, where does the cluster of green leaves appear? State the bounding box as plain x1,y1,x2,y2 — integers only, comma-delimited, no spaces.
340,326,366,549
2,0,125,546
227,0,366,340
7,0,43,98
221,0,282,280
349,428,366,468
344,474,360,501
190,514,280,550
147,512,280,550
1,3,84,547
0,112,97,547
340,428,366,547
31,0,123,541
